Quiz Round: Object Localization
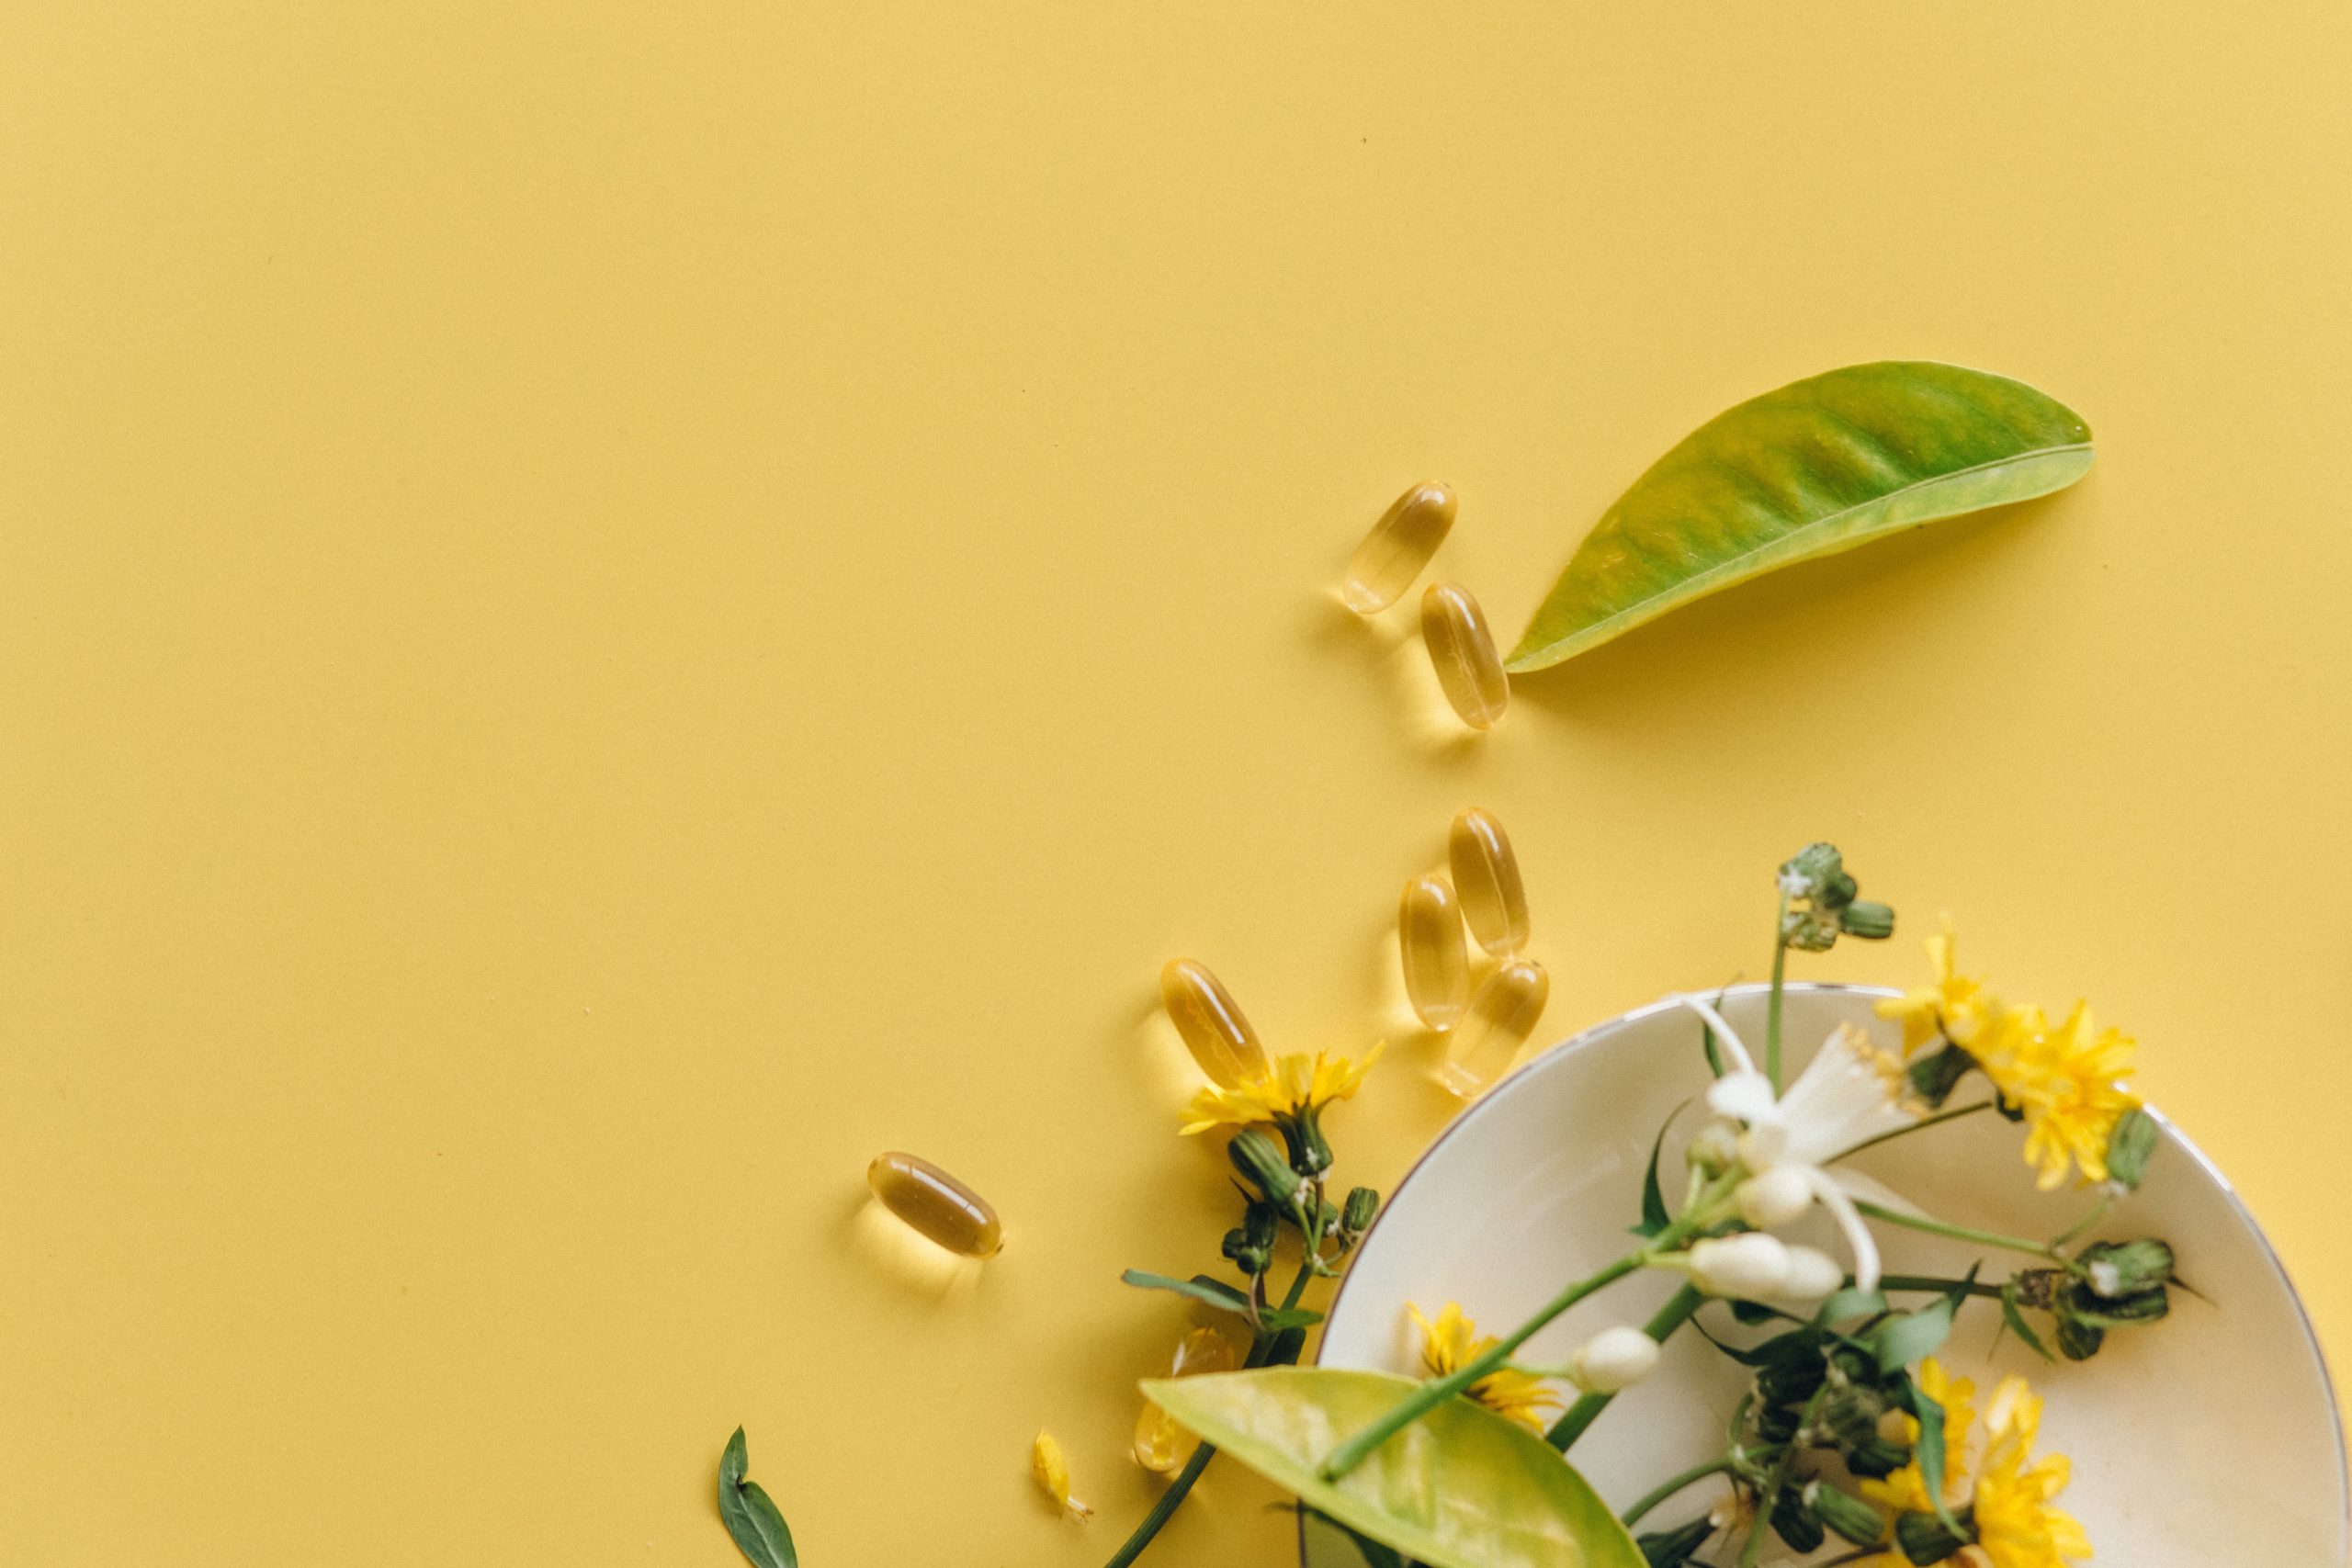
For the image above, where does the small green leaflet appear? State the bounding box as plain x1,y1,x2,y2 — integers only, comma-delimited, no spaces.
1894,1375,1962,1537
1631,1102,1689,1238
1121,1268,1323,1331
1869,1270,1974,1375
718,1427,798,1568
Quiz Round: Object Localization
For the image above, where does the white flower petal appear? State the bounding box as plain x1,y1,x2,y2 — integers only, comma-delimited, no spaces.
1804,1166,1882,1293
1826,1167,1928,1221
1706,1070,1779,1124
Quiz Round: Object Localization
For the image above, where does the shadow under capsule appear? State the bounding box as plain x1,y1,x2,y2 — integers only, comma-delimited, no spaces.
842,1190,989,1304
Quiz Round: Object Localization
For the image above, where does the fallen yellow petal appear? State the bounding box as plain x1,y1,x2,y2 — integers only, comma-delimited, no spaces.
1030,1430,1092,1520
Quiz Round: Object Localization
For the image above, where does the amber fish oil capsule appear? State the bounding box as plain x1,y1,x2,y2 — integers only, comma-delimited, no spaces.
866,1152,1003,1258
1398,874,1470,1031
1159,959,1272,1088
1437,959,1550,1098
1448,807,1531,955
1132,1326,1240,1472
1340,482,1458,614
1420,582,1510,728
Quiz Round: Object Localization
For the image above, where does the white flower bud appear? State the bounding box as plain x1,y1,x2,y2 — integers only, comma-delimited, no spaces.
1777,1245,1846,1304
1735,1168,1815,1229
1689,1233,1793,1299
1686,1121,1741,1176
1568,1325,1661,1393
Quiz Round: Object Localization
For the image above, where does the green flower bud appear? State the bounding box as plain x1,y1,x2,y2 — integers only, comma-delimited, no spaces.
2103,1108,2160,1190
1770,1488,1826,1554
1817,1384,1889,1450
1635,1517,1716,1567
2076,1237,2174,1300
1781,841,1844,891
1895,1507,1974,1565
1279,1110,1334,1178
2053,1310,2105,1361
1817,869,1860,912
1804,1481,1887,1548
1228,1128,1302,1206
1838,900,1896,940
1341,1186,1380,1235
1243,1201,1280,1254
1906,1043,1976,1108
1845,1435,1912,1479
1781,908,1843,953
1219,1226,1270,1276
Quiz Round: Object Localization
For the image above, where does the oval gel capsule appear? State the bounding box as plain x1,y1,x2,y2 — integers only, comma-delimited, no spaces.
1448,807,1531,955
1437,959,1550,1097
1159,959,1272,1088
866,1152,1003,1258
1132,1326,1241,1472
1340,482,1457,614
1398,874,1470,1031
1420,582,1510,728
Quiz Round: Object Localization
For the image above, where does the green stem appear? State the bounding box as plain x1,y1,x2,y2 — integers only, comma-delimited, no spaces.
1102,1261,1317,1568
1766,897,1789,1089
1878,1273,2007,1300
1321,1230,1690,1481
1620,1457,1734,1527
1853,1200,2058,1261
1831,1100,1996,1163
1547,1283,1705,1452
2050,1191,2112,1252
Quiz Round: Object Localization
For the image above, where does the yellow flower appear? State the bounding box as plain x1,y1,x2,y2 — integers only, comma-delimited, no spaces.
1179,1044,1384,1135
1029,1429,1091,1520
1973,1001,2140,1190
1407,1301,1562,1432
1859,1361,2088,1568
1876,916,1996,1053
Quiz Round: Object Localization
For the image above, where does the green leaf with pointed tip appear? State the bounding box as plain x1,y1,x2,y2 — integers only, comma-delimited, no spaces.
718,1427,797,1568
1143,1368,1645,1568
1506,362,2093,671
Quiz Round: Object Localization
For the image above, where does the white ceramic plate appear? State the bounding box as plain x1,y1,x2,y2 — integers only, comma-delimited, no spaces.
1305,983,2347,1566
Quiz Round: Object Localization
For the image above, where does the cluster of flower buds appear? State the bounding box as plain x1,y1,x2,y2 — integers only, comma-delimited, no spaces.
2009,1235,2176,1360
1776,841,1895,951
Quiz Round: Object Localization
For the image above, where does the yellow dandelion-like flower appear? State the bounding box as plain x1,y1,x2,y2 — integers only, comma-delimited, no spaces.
1029,1430,1091,1520
1179,1044,1384,1135
1407,1301,1562,1432
1876,916,1996,1054
1860,1362,2089,1568
1971,1377,2092,1568
1973,1001,2140,1190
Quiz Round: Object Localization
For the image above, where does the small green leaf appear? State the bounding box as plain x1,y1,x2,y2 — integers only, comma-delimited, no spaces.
1143,1368,1645,1568
718,1428,798,1568
1632,1102,1688,1238
1507,362,2094,671
1894,1376,1962,1538
1871,1294,1958,1376
1996,1283,2056,1363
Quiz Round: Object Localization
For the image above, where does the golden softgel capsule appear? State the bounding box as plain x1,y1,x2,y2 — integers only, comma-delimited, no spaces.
866,1152,1003,1258
1341,482,1457,613
1448,807,1530,955
1437,959,1550,1097
1419,582,1510,728
1398,874,1470,1031
1159,958,1272,1088
1132,1326,1240,1472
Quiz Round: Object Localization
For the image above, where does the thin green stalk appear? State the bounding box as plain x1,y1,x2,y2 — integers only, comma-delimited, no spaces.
1878,1273,2006,1300
1853,1200,2058,1261
1102,1257,1317,1568
1319,1234,1684,1481
1547,1283,1704,1452
1620,1457,1734,1527
1831,1100,1996,1163
1766,895,1790,1089
2050,1191,2112,1252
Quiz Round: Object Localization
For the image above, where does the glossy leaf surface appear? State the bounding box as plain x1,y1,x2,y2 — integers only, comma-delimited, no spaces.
1507,362,2093,671
1142,1367,1644,1568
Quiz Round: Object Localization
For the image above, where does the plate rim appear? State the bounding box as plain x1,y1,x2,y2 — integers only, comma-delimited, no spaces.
1300,980,2350,1565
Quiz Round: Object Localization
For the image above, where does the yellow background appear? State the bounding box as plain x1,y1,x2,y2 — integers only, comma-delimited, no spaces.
5,4,2347,1562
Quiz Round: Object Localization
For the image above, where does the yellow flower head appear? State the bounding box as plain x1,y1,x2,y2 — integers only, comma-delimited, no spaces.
1407,1302,1562,1432
1861,1361,2087,1568
1029,1429,1091,1520
1179,1044,1383,1135
1876,916,1996,1054
1973,1001,2140,1190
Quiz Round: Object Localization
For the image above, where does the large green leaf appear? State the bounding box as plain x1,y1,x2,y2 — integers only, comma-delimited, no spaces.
1142,1368,1645,1568
1506,362,2093,671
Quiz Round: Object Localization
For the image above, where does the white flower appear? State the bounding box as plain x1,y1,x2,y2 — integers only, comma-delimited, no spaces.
1690,1233,1794,1298
1777,1245,1845,1304
1675,998,1926,1293
1569,1326,1661,1393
